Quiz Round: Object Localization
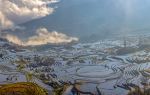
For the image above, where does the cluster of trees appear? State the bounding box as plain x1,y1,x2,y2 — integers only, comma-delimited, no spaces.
28,55,55,68
126,56,150,64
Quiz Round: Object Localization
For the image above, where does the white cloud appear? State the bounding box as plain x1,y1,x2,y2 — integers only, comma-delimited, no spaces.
4,28,79,46
0,0,58,29
0,11,14,29
0,0,79,45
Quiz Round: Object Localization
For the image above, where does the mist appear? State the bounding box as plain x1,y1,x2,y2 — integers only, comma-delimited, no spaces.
4,28,79,46
15,0,150,43
1,0,150,43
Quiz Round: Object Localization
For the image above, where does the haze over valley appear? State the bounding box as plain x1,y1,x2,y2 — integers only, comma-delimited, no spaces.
1,0,150,95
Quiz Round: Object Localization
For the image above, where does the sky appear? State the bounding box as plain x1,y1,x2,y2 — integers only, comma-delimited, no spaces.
0,0,150,45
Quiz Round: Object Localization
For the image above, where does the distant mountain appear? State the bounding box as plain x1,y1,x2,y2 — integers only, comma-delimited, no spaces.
6,0,150,42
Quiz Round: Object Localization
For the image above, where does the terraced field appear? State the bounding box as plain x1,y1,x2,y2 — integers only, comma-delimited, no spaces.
1,38,150,95
50,52,150,95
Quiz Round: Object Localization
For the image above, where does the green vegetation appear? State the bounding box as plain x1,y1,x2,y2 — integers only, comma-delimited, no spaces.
0,82,48,95
128,87,150,95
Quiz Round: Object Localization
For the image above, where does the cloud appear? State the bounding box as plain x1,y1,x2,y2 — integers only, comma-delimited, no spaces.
0,0,58,29
0,0,78,45
4,28,79,46
0,11,14,29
